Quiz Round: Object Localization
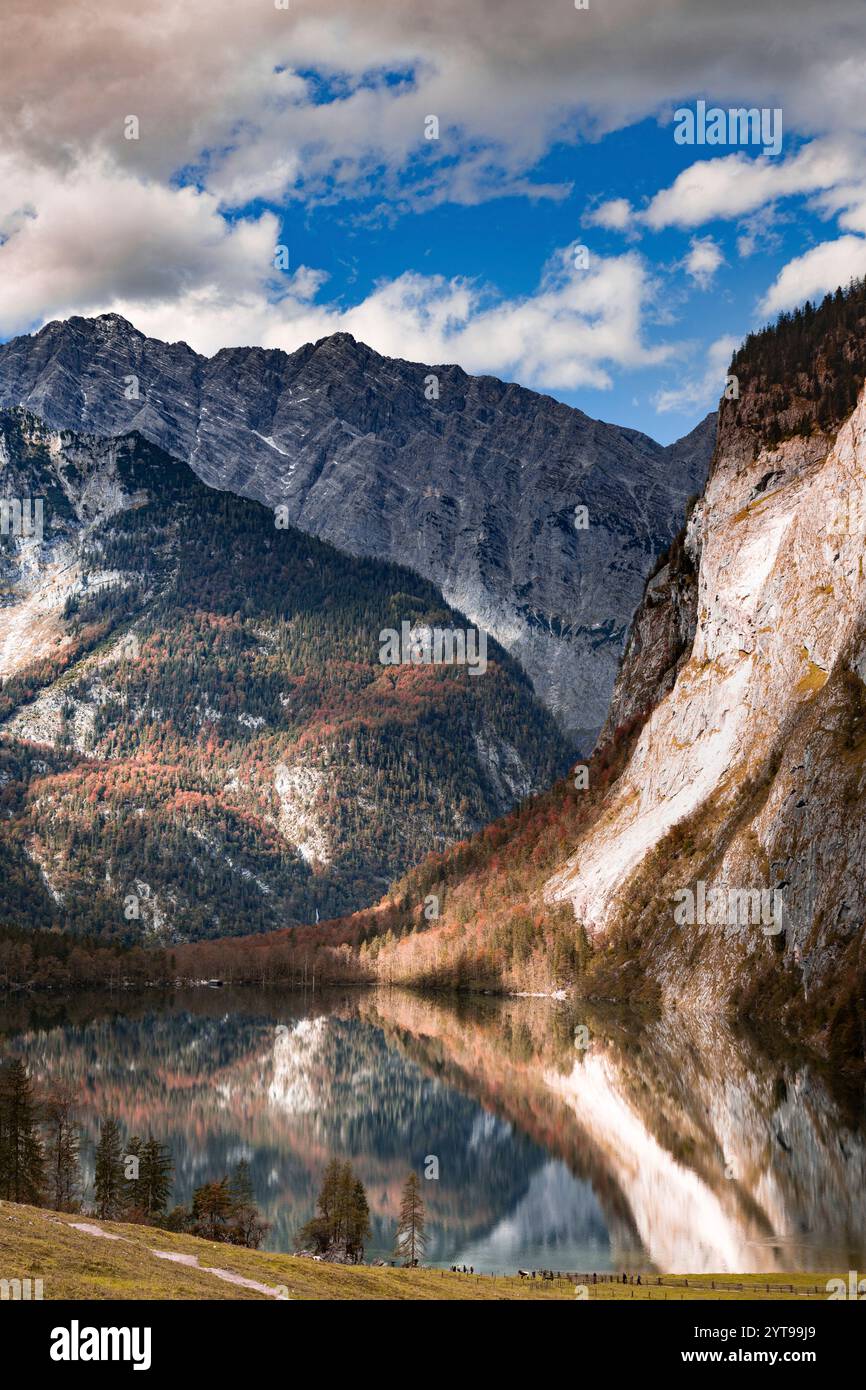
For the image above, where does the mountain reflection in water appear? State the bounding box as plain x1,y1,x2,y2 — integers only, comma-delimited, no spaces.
2,986,864,1274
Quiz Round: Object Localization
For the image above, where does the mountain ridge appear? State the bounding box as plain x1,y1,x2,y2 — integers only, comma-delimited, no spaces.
0,314,714,745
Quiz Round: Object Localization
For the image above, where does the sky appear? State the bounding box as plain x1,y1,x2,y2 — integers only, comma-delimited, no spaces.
2,0,866,441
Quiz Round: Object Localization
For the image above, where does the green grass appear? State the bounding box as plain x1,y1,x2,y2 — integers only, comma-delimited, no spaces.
0,1203,570,1300
577,1274,834,1301
0,1204,838,1301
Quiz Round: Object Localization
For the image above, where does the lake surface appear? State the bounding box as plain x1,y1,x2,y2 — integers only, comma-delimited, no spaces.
2,986,865,1275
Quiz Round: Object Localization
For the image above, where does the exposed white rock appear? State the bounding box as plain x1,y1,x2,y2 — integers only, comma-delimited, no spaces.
274,761,332,866
128,879,175,943
545,382,866,1012
473,729,534,808
3,675,120,752
24,840,65,904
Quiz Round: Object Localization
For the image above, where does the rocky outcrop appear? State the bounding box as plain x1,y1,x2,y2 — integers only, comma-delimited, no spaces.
0,315,714,745
545,301,866,1056
597,518,701,746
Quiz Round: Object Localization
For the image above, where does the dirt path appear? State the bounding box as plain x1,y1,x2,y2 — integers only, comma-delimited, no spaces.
70,1222,122,1241
70,1221,289,1299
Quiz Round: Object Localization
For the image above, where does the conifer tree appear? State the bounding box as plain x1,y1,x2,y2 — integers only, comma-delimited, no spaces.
296,1156,370,1262
0,1058,46,1204
227,1159,268,1248
347,1176,371,1264
140,1137,173,1219
317,1155,342,1231
93,1117,126,1219
191,1177,233,1241
228,1158,254,1210
43,1086,81,1212
394,1170,427,1267
124,1135,144,1214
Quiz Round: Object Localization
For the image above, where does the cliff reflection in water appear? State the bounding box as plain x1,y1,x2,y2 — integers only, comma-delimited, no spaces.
3,986,864,1273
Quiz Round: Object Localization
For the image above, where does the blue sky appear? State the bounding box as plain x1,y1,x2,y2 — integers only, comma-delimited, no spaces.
270,121,816,441
3,0,866,443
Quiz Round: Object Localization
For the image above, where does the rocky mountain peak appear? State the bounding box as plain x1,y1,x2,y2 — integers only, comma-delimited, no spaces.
0,314,715,743
312,330,360,352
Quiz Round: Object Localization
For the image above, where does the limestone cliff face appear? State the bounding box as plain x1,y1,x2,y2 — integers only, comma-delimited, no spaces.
546,350,866,1049
0,314,713,745
0,411,149,680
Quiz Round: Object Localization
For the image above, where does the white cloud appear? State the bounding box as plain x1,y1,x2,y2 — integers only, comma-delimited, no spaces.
585,198,635,231
591,133,866,319
0,178,673,390
585,137,866,332
654,334,739,414
587,138,862,253
640,137,862,231
6,0,866,392
6,1,866,212
810,180,866,237
0,134,674,391
683,236,725,289
734,206,784,259
0,157,281,339
758,235,866,315
120,250,674,392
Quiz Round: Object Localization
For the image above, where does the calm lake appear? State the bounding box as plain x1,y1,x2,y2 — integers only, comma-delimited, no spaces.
3,985,865,1275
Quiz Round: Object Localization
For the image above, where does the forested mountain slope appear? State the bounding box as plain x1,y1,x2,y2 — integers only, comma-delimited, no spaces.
0,411,567,941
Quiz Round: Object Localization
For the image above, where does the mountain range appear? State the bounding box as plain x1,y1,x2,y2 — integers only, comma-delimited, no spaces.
3,285,866,1065
0,314,713,746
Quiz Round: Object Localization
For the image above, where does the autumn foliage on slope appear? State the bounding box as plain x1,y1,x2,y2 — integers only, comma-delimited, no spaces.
0,422,568,943
171,709,649,994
